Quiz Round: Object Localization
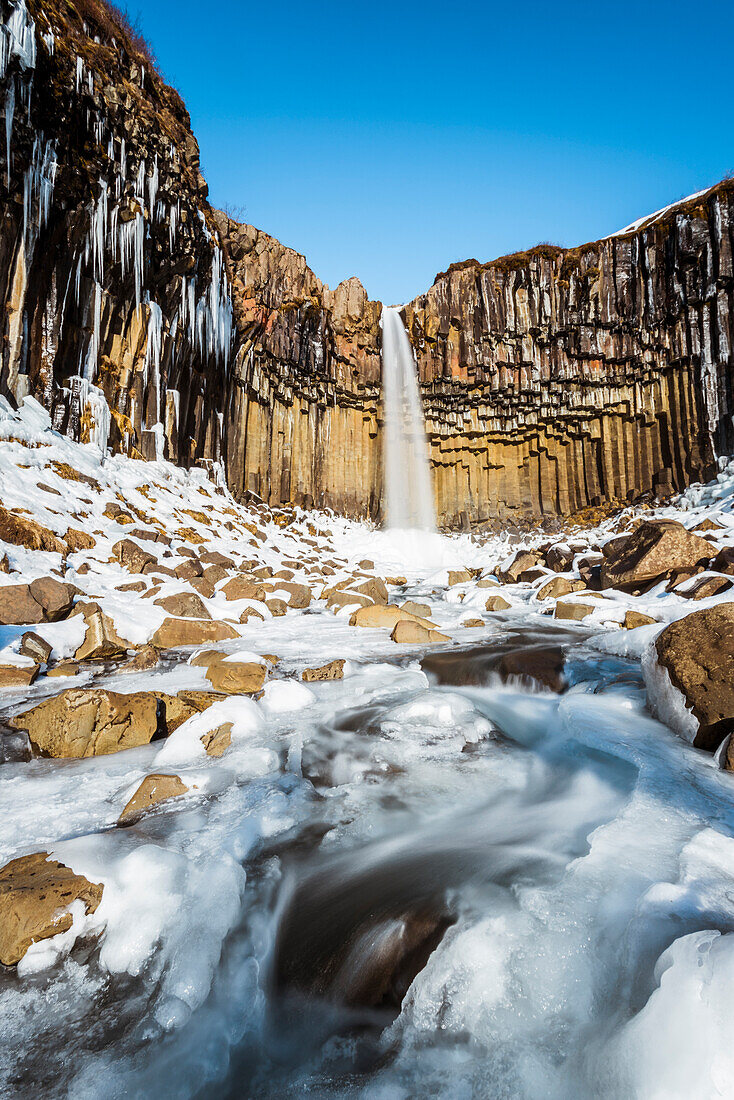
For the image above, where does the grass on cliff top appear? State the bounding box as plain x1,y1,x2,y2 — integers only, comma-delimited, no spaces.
70,0,158,72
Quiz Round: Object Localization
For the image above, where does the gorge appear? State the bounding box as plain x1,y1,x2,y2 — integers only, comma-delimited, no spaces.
1,0,732,528
3,3,734,1099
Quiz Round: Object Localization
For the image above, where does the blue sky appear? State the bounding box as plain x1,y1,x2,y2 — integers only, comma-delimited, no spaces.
138,0,734,305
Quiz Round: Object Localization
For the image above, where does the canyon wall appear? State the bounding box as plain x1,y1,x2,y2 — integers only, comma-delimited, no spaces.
0,1,732,526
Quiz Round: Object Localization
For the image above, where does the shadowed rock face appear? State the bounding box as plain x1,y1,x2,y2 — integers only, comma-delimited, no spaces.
1,2,732,526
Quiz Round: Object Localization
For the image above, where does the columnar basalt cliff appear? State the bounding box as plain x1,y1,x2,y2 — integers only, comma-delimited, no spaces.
404,184,733,525
215,215,382,516
0,0,732,527
0,0,232,467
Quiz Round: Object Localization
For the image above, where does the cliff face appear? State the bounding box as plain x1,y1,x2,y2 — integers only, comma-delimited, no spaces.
1,1,732,527
404,184,733,525
0,0,232,467
216,216,383,516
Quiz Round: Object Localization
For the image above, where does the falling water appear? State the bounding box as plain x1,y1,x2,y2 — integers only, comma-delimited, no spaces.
381,306,436,530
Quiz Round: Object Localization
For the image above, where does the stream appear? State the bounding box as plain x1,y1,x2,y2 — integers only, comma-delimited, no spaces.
2,607,734,1099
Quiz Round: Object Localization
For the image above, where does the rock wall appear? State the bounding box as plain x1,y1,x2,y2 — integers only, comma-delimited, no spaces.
0,0,232,467
216,215,383,517
404,184,734,525
1,0,732,527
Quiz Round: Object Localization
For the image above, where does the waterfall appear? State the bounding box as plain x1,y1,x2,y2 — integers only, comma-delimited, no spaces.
381,306,436,530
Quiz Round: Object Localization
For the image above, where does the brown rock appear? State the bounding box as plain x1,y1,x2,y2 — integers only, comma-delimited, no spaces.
154,591,211,619
327,590,372,611
358,559,375,570
498,551,541,584
476,578,499,589
0,852,103,966
29,578,76,622
201,722,233,757
601,520,712,591
205,661,266,695
302,659,345,682
385,576,407,586
679,575,733,601
462,618,484,627
177,690,228,710
0,664,39,688
74,605,129,662
485,594,511,611
276,581,312,609
266,599,287,617
64,528,96,552
554,601,595,621
400,600,432,618
18,632,52,664
119,774,189,824
0,583,53,626
537,577,584,600
652,603,734,751
448,570,472,586
711,547,734,576
221,576,268,602
497,647,566,692
0,506,66,555
544,545,575,572
112,539,157,574
118,645,160,673
353,577,388,604
239,606,265,624
623,610,657,629
151,618,238,649
11,688,163,758
174,559,204,581
691,519,724,533
349,604,436,630
391,620,449,644
47,661,79,679
116,580,148,593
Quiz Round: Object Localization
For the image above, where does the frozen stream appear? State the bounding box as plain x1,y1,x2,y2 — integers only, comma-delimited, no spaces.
2,602,734,1099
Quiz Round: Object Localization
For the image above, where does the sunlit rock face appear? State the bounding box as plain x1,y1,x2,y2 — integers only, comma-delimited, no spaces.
0,0,232,466
1,2,732,526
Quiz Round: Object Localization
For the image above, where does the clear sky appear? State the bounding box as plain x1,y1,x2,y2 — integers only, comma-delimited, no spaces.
137,0,734,305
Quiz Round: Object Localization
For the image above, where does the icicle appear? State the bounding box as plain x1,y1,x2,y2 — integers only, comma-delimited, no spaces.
4,74,15,187
169,199,179,250
88,179,108,283
41,31,54,56
71,375,110,453
144,301,163,422
84,282,102,381
147,154,158,214
0,0,36,80
75,56,83,92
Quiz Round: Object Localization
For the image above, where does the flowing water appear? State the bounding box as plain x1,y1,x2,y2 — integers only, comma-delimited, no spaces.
381,306,436,531
2,597,734,1099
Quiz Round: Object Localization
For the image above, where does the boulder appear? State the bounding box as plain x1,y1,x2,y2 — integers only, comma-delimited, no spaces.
302,659,345,682
497,550,541,584
448,570,472,586
462,618,484,628
349,604,435,630
118,774,189,824
173,559,204,581
0,580,72,626
476,578,499,589
692,518,725,533
400,600,432,618
153,591,211,619
47,661,79,679
623,610,657,629
358,559,374,570
327,590,372,611
221,576,268,602
678,575,733,601
353,577,388,604
485,594,511,611
544,544,575,572
29,578,76,621
111,539,157,574
391,620,449,644
0,506,66,555
74,604,128,662
150,618,238,649
64,528,96,552
601,520,712,591
266,599,287,617
205,660,266,695
497,647,566,692
118,645,160,673
0,664,39,688
11,688,163,757
276,581,312,609
0,852,103,966
18,632,52,664
648,603,734,751
710,547,734,576
554,601,595,621
537,577,584,600
239,606,265,624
